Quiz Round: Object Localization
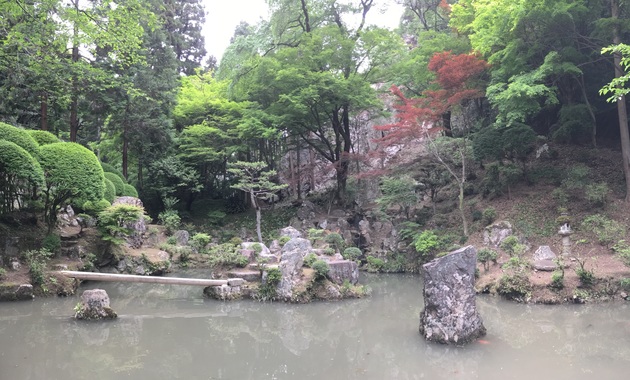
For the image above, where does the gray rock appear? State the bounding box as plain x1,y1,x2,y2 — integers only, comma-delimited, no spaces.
173,230,190,246
280,226,302,239
227,269,261,282
419,245,486,345
268,240,282,255
533,259,556,271
112,197,146,249
9,258,21,271
3,237,19,262
204,284,242,300
75,289,117,320
533,246,556,261
277,238,311,300
483,221,513,247
327,260,359,285
0,284,34,301
57,204,78,227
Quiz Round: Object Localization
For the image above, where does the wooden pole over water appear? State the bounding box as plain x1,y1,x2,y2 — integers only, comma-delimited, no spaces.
57,271,242,287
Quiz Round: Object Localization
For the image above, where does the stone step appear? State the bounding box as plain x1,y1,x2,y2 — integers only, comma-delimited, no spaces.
226,269,261,282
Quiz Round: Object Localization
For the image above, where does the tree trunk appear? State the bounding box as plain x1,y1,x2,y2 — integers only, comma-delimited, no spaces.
612,0,630,202
40,92,48,131
70,0,80,142
250,190,263,243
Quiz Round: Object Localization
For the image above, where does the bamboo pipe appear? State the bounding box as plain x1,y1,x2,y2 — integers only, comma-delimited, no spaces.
57,271,242,287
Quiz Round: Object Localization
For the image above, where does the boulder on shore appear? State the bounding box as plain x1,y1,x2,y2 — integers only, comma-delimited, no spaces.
276,238,311,301
419,245,486,345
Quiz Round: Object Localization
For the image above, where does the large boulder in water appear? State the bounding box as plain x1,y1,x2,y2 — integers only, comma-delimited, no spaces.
74,289,117,320
419,245,486,345
277,238,311,301
327,260,359,285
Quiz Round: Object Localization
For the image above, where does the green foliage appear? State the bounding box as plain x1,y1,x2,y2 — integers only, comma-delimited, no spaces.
251,243,263,254
375,175,417,217
308,229,325,245
0,140,44,214
574,257,595,287
121,184,138,197
477,248,498,271
0,122,39,158
497,273,531,301
39,142,104,231
550,270,564,290
500,236,520,255
191,233,211,252
103,178,116,203
325,233,344,252
100,162,125,180
552,104,594,144
82,199,111,215
562,164,590,190
207,210,227,226
26,130,59,146
265,267,282,285
311,260,330,280
42,234,61,254
619,278,630,292
166,236,177,245
22,249,53,286
481,207,497,226
366,256,385,273
323,247,335,255
158,209,181,236
0,267,6,280
413,230,441,260
304,253,318,268
581,214,626,248
342,247,362,261
612,240,630,267
104,172,126,196
98,204,144,246
279,236,291,246
207,243,248,268
551,188,569,207
585,182,609,207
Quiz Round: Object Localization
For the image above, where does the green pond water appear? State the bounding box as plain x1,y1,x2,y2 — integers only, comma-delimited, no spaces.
0,273,629,379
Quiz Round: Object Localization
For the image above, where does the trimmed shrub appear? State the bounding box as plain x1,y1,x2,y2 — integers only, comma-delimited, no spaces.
0,140,44,214
413,230,441,260
121,183,138,197
342,247,362,261
98,204,144,246
0,122,40,158
42,234,61,253
39,142,104,231
26,130,60,146
104,172,125,196
103,178,116,203
325,232,344,251
477,248,498,271
191,233,211,252
158,209,181,236
83,199,112,215
304,253,318,267
100,162,125,179
311,259,330,280
482,207,496,225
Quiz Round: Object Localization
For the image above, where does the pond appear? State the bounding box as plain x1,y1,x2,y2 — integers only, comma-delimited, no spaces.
1,273,629,379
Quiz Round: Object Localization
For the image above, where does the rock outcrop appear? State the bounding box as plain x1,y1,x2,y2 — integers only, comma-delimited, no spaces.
112,196,146,249
327,260,359,285
532,245,557,271
483,221,513,247
0,283,34,301
74,289,117,320
276,238,311,300
419,245,486,345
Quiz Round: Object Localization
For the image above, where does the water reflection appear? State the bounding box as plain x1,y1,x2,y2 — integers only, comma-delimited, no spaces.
0,274,629,379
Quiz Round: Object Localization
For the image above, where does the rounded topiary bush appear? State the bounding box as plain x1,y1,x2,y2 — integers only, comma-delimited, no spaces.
311,260,330,280
100,162,125,180
342,247,362,261
0,122,40,158
39,142,104,229
104,172,125,196
27,130,60,146
0,140,44,213
103,178,116,203
121,183,138,197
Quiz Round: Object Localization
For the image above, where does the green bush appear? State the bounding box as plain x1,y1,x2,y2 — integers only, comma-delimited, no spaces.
500,236,520,255
158,209,181,235
22,249,53,286
207,243,248,268
366,256,385,272
0,140,44,214
191,233,211,252
585,182,609,207
575,257,595,286
413,230,441,260
82,199,112,215
481,207,496,225
121,183,138,197
325,232,344,251
0,122,40,158
104,172,125,196
477,248,497,271
342,247,362,261
562,164,590,190
39,142,104,231
98,204,144,246
323,247,335,255
207,210,227,226
497,273,531,301
551,188,569,207
0,267,6,280
311,259,330,280
27,129,60,146
308,228,325,244
103,178,116,203
375,175,417,217
613,240,630,267
550,270,564,290
100,162,125,179
279,236,291,246
265,267,282,285
581,214,625,248
42,234,61,254
304,253,318,267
